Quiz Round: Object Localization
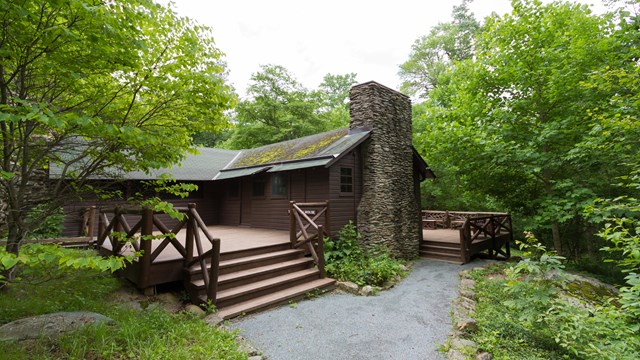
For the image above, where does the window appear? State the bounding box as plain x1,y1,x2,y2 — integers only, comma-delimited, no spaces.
271,173,287,197
340,167,353,194
252,176,265,197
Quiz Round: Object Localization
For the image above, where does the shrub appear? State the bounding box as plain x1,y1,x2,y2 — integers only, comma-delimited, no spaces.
324,221,407,287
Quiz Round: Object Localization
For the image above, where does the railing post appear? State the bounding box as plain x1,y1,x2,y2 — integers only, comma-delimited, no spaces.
324,200,331,237
113,207,122,254
97,210,105,248
207,238,221,304
86,206,96,239
289,201,297,245
185,204,196,264
317,225,325,278
139,208,154,294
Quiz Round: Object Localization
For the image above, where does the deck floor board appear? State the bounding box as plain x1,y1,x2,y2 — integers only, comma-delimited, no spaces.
101,225,290,263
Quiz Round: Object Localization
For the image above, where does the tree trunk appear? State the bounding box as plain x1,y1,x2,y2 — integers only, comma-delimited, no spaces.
551,221,562,256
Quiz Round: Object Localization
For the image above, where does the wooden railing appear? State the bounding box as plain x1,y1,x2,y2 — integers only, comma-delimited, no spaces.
460,213,513,263
96,203,220,302
289,201,330,277
422,210,509,229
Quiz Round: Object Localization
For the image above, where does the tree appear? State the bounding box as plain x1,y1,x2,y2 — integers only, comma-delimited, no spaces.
314,73,358,129
0,0,236,282
224,65,357,149
413,0,625,255
399,0,480,98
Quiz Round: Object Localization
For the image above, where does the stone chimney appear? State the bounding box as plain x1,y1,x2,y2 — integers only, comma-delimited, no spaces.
349,81,420,259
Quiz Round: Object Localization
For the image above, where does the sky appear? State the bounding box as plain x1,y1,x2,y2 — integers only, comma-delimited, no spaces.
160,0,608,97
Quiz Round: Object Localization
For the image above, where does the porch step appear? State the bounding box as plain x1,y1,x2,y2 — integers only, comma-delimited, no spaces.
214,268,322,308
213,278,336,319
420,250,463,264
420,243,461,256
187,249,305,276
190,257,315,291
220,243,291,261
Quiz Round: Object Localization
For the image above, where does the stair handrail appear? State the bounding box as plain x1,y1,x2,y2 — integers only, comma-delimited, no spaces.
183,204,221,304
289,201,329,278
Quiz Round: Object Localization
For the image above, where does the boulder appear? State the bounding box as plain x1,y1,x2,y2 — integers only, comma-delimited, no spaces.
184,304,206,318
337,281,359,294
0,312,113,342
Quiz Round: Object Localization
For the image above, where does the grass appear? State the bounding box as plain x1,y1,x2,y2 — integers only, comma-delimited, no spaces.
0,253,247,360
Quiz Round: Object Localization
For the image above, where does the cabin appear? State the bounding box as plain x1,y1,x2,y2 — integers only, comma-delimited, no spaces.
62,126,430,238
53,81,510,318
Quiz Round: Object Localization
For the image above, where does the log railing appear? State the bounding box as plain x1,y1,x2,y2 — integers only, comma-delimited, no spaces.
460,213,513,263
289,201,330,277
96,203,220,302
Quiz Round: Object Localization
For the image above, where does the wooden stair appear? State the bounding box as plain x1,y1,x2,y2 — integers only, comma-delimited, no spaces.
420,240,464,264
185,243,335,319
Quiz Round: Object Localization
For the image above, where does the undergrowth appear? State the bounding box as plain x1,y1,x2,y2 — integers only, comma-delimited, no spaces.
324,221,408,287
467,232,640,359
0,257,246,360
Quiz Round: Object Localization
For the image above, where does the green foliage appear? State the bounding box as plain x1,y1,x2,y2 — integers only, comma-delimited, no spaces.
468,228,640,359
223,65,357,149
0,245,132,285
324,222,407,287
0,260,246,359
588,170,640,319
399,0,480,98
25,205,65,240
0,0,235,279
409,0,637,259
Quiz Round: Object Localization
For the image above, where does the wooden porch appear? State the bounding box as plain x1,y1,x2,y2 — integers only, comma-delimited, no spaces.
420,210,513,264
95,202,335,319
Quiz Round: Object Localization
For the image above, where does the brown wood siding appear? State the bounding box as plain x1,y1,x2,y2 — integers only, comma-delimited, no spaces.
61,182,220,237
218,179,241,226
327,150,362,234
216,168,332,232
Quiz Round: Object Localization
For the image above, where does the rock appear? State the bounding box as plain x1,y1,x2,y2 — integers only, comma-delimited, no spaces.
456,318,478,333
460,288,476,300
184,304,206,318
476,351,492,360
447,349,467,360
236,335,259,356
460,278,475,290
0,312,113,342
451,338,478,352
459,270,472,279
459,297,476,312
204,313,224,327
359,285,374,296
337,281,359,294
248,356,263,360
156,292,183,313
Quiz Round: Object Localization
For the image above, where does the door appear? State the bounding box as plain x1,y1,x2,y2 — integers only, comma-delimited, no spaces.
240,177,252,226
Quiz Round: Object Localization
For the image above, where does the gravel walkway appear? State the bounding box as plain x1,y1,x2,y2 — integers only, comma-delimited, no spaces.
229,259,484,360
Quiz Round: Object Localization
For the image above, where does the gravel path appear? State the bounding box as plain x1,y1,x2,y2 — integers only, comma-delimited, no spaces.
229,259,484,360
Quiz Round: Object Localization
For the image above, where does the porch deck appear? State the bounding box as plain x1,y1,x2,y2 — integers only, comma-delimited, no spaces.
101,225,290,263
420,211,513,264
97,203,335,319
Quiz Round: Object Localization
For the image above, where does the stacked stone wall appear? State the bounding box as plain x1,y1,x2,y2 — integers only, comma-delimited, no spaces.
349,81,421,259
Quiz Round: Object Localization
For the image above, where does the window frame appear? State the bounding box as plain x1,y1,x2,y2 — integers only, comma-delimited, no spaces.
339,167,354,195
270,172,288,198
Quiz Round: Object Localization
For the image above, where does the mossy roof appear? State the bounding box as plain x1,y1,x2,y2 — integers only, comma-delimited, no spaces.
215,128,371,180
51,128,372,181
